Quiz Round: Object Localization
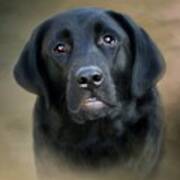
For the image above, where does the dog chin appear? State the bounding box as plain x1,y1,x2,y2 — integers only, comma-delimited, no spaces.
70,104,109,124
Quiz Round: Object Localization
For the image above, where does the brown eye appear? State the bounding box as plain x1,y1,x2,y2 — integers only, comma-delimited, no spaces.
54,43,71,54
98,34,117,47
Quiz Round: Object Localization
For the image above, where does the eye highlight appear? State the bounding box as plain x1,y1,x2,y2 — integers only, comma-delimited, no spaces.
53,43,71,54
98,34,118,47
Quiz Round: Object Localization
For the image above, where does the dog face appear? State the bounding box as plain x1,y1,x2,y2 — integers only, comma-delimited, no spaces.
41,9,133,123
14,8,165,124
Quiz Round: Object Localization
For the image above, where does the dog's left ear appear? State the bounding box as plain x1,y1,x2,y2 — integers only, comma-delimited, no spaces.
107,11,165,97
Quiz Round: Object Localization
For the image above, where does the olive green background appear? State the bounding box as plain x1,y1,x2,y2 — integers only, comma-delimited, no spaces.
0,0,180,179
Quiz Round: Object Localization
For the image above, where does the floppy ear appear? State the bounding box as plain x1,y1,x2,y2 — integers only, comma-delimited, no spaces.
13,21,51,107
107,11,165,97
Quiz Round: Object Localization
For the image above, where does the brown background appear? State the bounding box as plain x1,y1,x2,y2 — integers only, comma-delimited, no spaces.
0,0,180,179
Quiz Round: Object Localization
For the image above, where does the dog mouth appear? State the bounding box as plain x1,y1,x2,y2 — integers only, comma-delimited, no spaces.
81,97,106,111
80,94,116,112
67,91,117,123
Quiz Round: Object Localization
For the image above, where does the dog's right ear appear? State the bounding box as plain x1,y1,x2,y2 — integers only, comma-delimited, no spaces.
13,20,51,107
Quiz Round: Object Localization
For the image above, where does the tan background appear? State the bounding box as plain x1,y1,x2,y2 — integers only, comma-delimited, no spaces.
0,0,180,179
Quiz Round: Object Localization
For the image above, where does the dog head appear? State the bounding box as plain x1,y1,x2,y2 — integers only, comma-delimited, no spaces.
14,8,165,123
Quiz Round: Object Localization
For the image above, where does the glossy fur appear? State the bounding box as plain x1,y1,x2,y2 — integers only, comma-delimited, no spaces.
14,8,165,178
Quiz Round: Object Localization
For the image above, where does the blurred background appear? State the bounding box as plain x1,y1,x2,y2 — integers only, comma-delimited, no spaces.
0,0,180,179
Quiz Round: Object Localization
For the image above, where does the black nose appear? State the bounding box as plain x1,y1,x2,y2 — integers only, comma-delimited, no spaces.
76,66,104,89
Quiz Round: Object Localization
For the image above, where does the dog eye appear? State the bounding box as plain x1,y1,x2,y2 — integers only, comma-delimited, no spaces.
54,43,71,54
98,34,117,47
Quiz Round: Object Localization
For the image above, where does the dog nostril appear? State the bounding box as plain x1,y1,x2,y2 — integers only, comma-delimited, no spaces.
93,74,102,82
92,73,103,86
78,76,88,88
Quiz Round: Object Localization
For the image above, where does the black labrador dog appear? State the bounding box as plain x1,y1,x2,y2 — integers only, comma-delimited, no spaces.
14,8,165,179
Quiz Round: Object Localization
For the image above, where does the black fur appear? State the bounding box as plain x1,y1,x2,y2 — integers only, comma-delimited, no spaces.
14,8,165,178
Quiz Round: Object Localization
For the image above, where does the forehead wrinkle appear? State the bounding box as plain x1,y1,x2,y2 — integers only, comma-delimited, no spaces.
81,13,128,41
50,9,105,31
46,9,129,50
45,8,126,38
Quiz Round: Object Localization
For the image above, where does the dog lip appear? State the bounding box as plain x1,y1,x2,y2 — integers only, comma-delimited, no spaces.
85,97,99,103
82,97,106,110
